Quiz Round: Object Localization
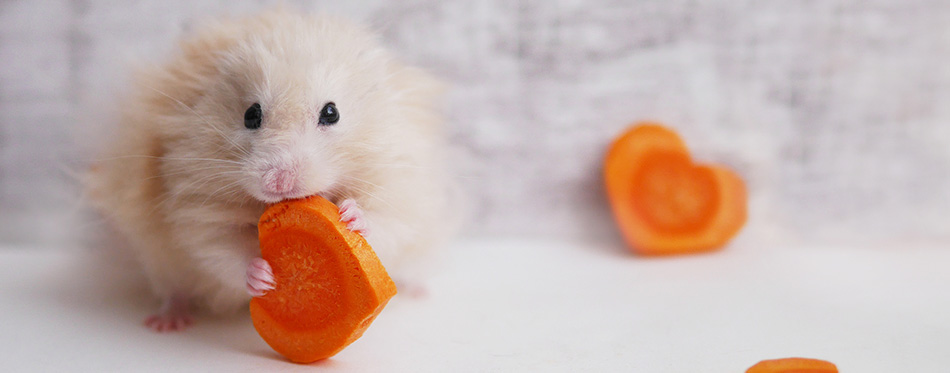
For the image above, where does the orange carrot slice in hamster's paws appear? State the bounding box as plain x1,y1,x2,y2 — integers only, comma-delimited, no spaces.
746,357,838,373
250,196,397,363
604,123,747,255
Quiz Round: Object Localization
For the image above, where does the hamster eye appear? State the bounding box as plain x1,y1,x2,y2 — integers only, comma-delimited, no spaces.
244,103,262,129
318,102,339,126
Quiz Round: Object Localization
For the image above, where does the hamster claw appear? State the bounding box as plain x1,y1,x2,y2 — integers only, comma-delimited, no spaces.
338,198,369,236
246,258,276,297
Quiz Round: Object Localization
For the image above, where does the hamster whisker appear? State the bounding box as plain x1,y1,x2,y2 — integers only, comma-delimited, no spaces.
147,171,243,216
196,179,247,209
357,162,481,179
89,154,244,165
150,177,224,213
361,162,434,170
163,164,243,172
337,179,397,211
176,172,242,196
150,167,243,181
141,84,252,157
339,175,394,195
202,122,253,158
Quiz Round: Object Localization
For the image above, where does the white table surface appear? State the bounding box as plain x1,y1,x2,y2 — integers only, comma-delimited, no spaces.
2,238,949,372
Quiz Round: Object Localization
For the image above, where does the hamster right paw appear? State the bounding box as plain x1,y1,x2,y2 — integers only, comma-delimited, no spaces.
395,279,429,299
246,258,276,297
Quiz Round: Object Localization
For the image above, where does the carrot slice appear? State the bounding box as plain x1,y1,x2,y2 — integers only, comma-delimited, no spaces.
746,357,838,373
250,196,397,363
604,123,747,255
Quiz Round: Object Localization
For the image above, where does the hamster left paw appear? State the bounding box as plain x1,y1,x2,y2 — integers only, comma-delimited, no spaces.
144,294,193,332
246,258,276,297
338,198,369,236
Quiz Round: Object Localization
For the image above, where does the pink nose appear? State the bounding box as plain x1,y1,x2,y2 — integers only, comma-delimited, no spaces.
262,168,297,195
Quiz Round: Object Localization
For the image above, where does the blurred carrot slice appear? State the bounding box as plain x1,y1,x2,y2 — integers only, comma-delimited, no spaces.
604,123,747,255
746,357,838,373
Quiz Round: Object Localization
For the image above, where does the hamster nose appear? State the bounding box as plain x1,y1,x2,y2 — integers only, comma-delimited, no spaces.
262,167,297,195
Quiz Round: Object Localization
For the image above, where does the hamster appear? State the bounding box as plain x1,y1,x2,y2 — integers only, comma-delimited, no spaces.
84,10,453,332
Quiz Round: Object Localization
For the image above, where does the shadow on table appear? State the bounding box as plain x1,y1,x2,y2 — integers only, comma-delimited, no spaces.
30,252,328,365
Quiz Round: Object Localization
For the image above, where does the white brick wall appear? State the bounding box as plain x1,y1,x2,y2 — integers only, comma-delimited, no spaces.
3,1,950,248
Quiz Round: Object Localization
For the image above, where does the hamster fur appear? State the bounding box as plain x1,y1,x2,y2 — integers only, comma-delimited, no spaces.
85,11,452,331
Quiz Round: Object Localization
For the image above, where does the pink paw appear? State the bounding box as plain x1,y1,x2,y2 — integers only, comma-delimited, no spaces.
144,294,193,332
246,258,276,297
338,198,369,235
395,280,429,299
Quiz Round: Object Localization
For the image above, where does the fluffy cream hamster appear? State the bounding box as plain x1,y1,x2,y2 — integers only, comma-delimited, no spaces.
85,10,452,331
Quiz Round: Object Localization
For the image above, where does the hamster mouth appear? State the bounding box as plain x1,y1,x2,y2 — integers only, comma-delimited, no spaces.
257,187,339,204
258,189,310,203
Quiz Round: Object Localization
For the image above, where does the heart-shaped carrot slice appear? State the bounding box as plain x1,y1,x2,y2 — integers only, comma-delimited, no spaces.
250,196,397,363
746,357,838,373
604,123,747,255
